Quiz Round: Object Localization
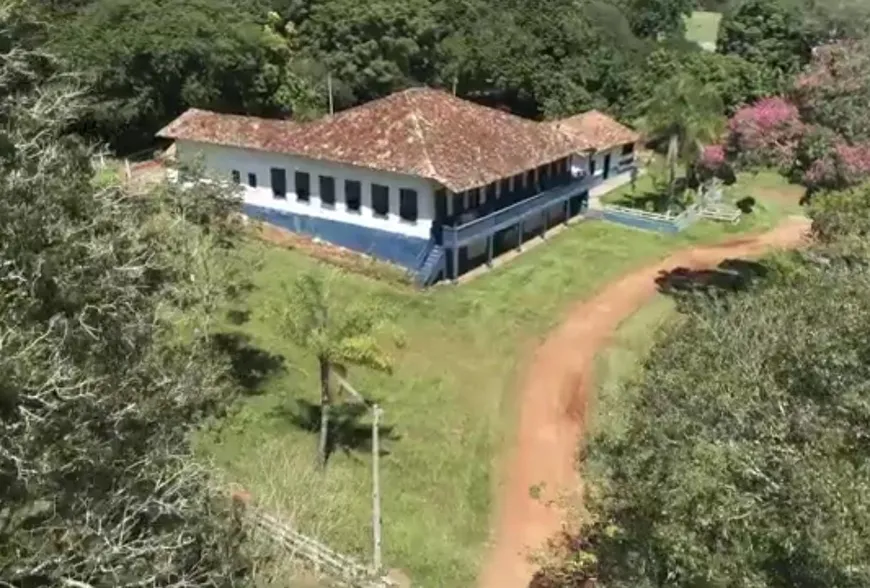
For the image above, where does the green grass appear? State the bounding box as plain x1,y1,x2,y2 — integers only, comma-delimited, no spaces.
198,180,802,586
685,10,722,50
603,168,806,238
588,296,677,442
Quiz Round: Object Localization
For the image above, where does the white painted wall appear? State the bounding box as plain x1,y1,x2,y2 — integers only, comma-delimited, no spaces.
176,140,437,239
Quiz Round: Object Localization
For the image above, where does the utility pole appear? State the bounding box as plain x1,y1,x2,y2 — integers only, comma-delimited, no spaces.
372,403,382,571
332,371,382,571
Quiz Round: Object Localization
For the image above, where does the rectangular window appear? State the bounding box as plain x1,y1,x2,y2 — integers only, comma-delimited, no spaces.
622,143,634,155
231,170,240,184
319,175,335,208
248,172,257,188
399,188,418,222
295,171,310,202
344,179,361,212
485,183,497,202
469,188,481,208
270,168,286,199
452,191,465,214
372,184,389,218
499,178,511,198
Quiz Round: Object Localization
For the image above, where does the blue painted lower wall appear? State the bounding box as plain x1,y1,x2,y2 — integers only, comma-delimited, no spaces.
244,204,429,270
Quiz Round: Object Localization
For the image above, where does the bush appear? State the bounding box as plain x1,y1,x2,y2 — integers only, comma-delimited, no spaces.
808,179,870,247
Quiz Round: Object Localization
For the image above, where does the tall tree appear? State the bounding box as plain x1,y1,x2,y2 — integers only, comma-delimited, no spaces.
0,4,252,583
794,40,870,144
717,0,810,80
638,73,725,201
614,0,695,39
276,271,393,467
53,0,322,154
628,46,779,118
294,0,442,104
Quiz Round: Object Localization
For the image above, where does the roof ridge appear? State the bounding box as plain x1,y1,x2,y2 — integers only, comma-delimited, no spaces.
405,90,440,181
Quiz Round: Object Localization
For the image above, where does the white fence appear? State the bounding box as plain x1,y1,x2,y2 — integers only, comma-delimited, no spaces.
247,506,398,588
699,204,741,224
600,203,700,233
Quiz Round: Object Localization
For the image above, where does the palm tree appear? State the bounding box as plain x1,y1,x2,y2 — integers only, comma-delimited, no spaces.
277,270,392,468
638,73,726,206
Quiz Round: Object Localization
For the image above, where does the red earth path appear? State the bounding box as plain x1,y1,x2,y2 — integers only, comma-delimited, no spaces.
477,216,811,588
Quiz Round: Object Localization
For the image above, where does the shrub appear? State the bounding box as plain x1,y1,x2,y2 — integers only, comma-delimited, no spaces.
803,139,870,192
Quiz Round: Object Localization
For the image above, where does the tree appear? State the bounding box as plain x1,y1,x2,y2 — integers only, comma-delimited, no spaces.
725,96,804,172
294,0,441,104
717,0,810,81
628,46,780,118
612,0,695,39
638,73,725,202
0,4,253,583
276,271,393,467
52,0,323,153
794,40,870,145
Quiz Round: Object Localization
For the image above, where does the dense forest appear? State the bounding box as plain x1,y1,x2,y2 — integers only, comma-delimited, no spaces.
22,0,869,154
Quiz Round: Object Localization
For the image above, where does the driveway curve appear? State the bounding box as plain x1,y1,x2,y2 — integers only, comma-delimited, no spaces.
478,216,812,588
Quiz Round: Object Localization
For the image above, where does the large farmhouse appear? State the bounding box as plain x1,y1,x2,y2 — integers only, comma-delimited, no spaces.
158,87,639,284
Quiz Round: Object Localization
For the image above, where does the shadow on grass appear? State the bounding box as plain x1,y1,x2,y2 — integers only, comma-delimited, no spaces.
655,258,769,306
211,332,285,394
272,400,399,463
612,190,670,212
226,308,252,325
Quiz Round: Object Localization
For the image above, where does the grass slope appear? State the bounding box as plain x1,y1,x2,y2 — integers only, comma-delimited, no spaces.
685,10,722,50
588,296,677,444
199,177,804,586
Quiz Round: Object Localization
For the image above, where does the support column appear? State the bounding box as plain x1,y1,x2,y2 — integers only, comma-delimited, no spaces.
542,210,548,239
517,221,524,251
487,235,494,267
452,247,459,283
564,199,570,225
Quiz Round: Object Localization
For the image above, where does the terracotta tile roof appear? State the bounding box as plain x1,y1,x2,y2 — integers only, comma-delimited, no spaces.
157,87,589,193
551,110,641,151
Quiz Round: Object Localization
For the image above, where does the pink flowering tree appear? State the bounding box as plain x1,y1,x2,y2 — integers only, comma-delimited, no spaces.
725,97,804,173
795,40,870,144
804,141,870,193
695,143,736,188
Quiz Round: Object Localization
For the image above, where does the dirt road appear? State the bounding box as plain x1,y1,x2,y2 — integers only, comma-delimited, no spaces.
478,216,811,588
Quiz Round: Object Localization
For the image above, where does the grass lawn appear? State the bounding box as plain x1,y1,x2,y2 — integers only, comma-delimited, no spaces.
198,175,804,586
685,10,722,50
603,169,805,238
588,296,677,443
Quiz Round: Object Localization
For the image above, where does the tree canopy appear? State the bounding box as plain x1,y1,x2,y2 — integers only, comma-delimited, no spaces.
534,185,870,587
27,0,783,155
0,5,252,583
717,0,810,81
